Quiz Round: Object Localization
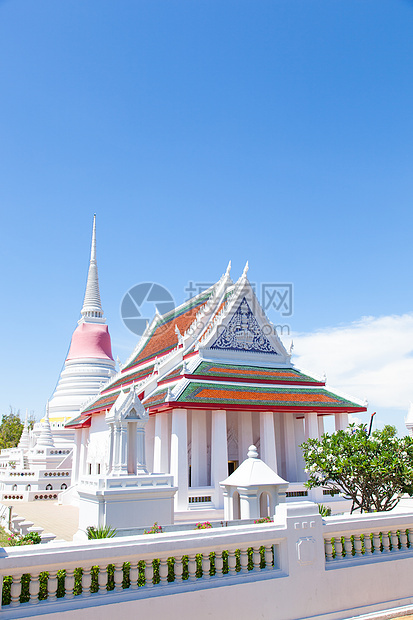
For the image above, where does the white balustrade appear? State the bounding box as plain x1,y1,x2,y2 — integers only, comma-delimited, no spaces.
323,510,413,564
0,524,284,612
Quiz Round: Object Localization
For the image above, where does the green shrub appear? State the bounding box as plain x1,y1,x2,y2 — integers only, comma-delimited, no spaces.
8,532,42,546
318,504,332,517
87,525,117,539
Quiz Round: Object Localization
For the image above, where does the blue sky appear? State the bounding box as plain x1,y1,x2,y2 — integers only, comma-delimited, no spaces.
1,0,413,433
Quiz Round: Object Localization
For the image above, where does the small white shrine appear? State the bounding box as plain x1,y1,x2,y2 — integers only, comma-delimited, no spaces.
76,385,177,537
221,445,288,520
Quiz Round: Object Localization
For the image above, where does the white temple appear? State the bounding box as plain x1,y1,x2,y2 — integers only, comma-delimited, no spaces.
66,256,367,519
0,216,370,521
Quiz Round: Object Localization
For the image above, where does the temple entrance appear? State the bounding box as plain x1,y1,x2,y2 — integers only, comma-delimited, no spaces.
228,460,239,475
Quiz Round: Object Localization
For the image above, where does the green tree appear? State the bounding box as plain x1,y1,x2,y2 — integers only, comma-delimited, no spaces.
0,408,24,450
301,424,413,513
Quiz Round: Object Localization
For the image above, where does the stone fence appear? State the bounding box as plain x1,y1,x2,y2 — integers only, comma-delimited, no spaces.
2,500,413,620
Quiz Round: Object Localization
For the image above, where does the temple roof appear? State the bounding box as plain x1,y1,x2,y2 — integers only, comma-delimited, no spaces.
143,380,365,413
160,362,324,386
122,290,214,370
70,264,367,425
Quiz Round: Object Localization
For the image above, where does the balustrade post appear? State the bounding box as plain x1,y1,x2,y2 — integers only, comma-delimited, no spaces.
145,561,154,587
114,563,124,592
47,571,58,601
391,531,399,551
344,536,353,558
325,539,333,561
29,574,40,605
174,556,183,582
400,530,409,549
159,559,168,585
228,550,237,575
130,564,139,590
98,566,108,594
202,554,210,579
10,576,21,607
382,532,391,553
82,568,92,597
334,537,344,559
65,569,75,599
240,549,249,572
372,532,381,553
188,555,197,581
363,533,373,554
264,545,274,569
353,535,362,556
253,547,261,571
215,552,223,577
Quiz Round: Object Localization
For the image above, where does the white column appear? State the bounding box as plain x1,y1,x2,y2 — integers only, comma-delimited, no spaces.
191,410,207,487
145,414,155,473
305,412,319,441
107,424,114,475
259,411,277,472
71,428,82,484
318,415,324,438
335,412,349,431
294,416,306,482
239,411,253,462
284,413,297,482
119,423,128,475
153,412,170,474
112,423,121,474
211,409,228,508
79,428,89,478
136,422,147,474
170,408,188,511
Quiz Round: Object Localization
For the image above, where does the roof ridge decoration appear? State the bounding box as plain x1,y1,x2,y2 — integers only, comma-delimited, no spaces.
80,214,105,323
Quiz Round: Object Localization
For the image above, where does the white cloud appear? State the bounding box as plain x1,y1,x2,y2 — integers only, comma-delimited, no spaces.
291,313,413,434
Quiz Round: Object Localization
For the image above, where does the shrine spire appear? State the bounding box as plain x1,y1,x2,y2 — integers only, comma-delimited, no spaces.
81,214,104,322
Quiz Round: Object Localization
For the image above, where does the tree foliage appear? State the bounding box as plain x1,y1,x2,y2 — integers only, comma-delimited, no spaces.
301,424,413,513
0,409,23,450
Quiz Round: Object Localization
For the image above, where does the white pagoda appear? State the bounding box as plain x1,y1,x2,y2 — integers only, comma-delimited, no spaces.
0,216,116,502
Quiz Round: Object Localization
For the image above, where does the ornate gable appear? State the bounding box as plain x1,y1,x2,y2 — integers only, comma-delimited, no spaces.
106,387,147,425
210,297,278,355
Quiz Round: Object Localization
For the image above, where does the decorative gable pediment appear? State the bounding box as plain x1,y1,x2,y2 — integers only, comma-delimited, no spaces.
211,297,278,355
106,386,148,425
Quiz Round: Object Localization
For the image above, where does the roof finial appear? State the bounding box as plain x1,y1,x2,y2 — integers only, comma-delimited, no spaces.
241,261,249,279
80,215,104,322
225,260,231,278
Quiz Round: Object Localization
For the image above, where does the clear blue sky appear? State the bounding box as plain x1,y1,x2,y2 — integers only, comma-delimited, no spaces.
1,0,413,429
